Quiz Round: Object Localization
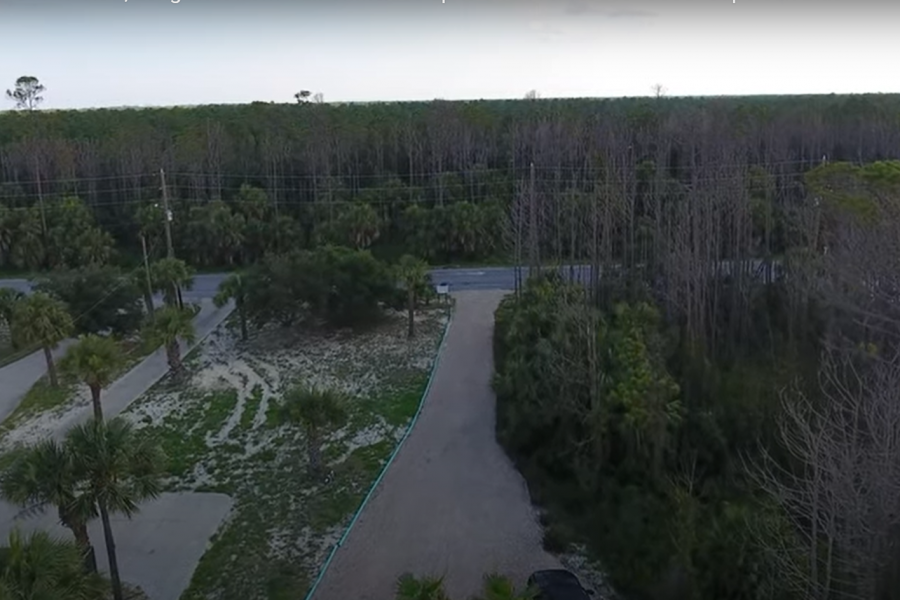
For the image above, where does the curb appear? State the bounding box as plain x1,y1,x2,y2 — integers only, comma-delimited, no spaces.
303,300,456,600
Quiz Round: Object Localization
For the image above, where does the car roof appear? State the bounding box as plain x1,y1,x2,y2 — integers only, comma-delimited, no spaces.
528,570,591,599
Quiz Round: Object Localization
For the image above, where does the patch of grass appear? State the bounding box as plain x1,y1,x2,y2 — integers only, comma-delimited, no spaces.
140,389,239,479
0,377,75,433
373,378,429,427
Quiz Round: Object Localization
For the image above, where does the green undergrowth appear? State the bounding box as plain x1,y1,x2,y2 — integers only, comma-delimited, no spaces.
121,307,448,600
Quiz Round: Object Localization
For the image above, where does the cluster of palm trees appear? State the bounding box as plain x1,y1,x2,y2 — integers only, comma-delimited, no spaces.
0,419,165,599
0,267,201,599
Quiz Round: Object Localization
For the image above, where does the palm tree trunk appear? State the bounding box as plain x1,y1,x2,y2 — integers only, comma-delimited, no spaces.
99,502,124,600
142,291,154,315
61,509,97,573
165,283,177,307
166,341,182,375
306,430,322,475
238,303,248,341
43,345,58,387
89,384,103,421
407,288,415,338
176,285,184,309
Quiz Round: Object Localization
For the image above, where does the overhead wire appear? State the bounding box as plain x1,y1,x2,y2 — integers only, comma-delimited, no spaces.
0,238,163,366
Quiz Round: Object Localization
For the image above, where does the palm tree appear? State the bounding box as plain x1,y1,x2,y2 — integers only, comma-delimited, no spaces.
141,306,196,376
474,573,539,600
0,529,107,600
59,334,125,421
149,257,194,309
338,202,381,249
0,439,97,573
214,272,248,341
395,254,430,338
395,573,450,600
279,386,347,477
66,418,165,600
11,292,73,387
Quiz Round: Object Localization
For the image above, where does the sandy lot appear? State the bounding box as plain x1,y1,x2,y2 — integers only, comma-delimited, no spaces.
120,306,450,600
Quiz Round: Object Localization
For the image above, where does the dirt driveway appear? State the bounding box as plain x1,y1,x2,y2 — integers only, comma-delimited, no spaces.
312,290,559,600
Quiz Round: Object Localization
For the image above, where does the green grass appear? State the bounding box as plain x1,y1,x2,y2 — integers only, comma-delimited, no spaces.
0,377,75,434
120,307,449,600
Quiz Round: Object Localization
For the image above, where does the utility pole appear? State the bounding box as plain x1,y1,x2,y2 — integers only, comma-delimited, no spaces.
140,234,155,314
160,168,174,259
529,161,537,278
34,156,47,237
33,152,48,269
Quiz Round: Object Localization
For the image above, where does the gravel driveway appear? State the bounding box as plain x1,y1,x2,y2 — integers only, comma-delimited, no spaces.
312,290,559,600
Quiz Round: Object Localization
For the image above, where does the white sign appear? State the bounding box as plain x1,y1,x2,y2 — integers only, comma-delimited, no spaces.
436,283,450,295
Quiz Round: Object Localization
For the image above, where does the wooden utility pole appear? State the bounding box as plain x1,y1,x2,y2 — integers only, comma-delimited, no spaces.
34,156,47,237
528,161,538,278
160,168,174,259
140,234,155,314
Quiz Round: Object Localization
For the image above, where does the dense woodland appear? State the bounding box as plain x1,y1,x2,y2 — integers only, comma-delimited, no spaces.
3,93,900,599
1,94,900,269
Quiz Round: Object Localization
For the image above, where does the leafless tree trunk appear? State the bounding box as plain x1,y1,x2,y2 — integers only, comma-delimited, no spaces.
753,343,900,600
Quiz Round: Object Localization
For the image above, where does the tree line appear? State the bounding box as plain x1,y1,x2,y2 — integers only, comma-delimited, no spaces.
2,93,900,271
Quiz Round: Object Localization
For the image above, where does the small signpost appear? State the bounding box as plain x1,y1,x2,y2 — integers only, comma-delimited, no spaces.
435,282,450,304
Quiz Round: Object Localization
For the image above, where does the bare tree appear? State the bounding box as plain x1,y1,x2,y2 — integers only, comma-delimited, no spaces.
754,343,900,600
651,83,667,98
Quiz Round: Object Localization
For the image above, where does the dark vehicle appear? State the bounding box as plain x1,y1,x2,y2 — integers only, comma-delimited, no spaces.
527,570,594,600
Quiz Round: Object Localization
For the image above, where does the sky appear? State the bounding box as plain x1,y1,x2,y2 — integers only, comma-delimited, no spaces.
0,0,898,110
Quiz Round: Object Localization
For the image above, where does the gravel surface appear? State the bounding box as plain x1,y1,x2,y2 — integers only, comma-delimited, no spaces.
312,290,560,600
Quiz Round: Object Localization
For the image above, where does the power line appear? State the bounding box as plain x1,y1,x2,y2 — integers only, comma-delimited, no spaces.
0,156,851,192
1,238,164,366
0,166,817,206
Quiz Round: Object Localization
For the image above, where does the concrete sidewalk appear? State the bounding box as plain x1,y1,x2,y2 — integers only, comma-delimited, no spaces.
0,492,234,600
0,340,75,423
50,298,233,440
0,296,231,436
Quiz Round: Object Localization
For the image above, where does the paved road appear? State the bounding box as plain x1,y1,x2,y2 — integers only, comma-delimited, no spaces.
0,267,531,297
313,290,559,600
0,260,781,299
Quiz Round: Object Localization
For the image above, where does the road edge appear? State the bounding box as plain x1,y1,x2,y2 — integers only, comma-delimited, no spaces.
303,299,456,600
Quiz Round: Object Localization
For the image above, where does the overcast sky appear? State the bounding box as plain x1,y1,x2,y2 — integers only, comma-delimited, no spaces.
1,0,897,110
